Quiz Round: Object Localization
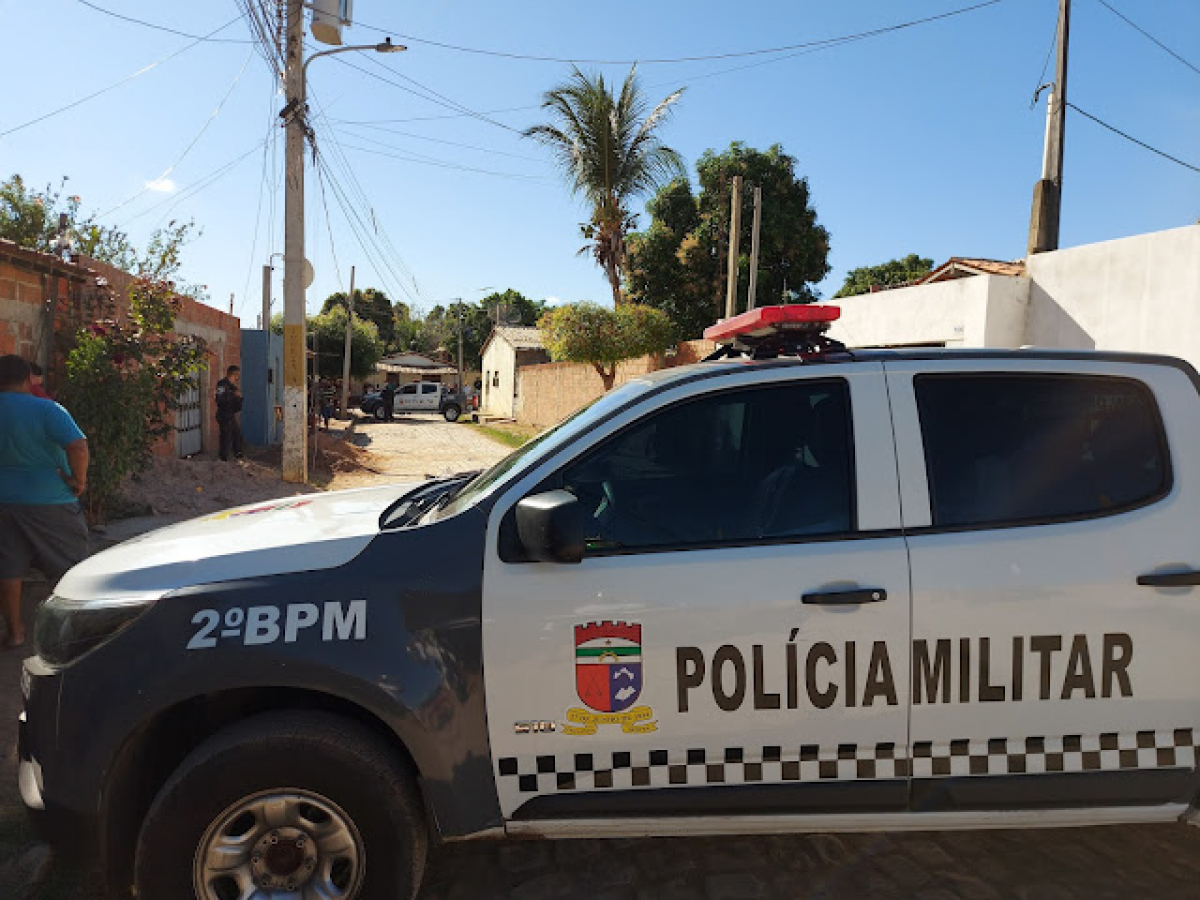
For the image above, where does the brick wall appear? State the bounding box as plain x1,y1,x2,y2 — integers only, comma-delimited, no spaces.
515,339,716,428
0,243,83,363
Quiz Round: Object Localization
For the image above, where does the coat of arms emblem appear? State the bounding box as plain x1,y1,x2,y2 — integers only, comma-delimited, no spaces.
564,621,656,735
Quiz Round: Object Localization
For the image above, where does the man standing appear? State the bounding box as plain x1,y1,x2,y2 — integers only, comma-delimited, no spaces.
0,355,89,649
380,380,395,422
215,365,244,461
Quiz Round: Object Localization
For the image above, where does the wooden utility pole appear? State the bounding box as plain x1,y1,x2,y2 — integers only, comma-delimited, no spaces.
747,185,763,309
339,266,356,420
1028,0,1070,255
724,175,744,319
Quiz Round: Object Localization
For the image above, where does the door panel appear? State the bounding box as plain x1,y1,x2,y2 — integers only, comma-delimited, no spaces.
888,359,1200,809
482,365,912,820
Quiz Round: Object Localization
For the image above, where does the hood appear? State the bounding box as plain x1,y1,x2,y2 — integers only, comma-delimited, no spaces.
57,483,419,603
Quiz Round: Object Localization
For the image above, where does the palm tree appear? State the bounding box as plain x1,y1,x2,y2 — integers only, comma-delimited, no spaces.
525,67,685,305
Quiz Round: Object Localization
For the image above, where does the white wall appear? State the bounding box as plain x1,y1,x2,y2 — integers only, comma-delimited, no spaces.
1025,224,1200,370
827,224,1200,368
831,274,1028,349
481,339,516,418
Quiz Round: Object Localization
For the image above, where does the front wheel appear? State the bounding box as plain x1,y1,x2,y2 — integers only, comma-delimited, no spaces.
442,405,461,422
134,711,426,900
373,405,386,421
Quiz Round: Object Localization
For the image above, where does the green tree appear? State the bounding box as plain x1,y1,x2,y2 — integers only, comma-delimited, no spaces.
524,67,685,306
626,143,831,339
306,307,384,381
539,302,674,390
833,254,934,298
321,287,396,348
57,278,208,523
1,173,208,300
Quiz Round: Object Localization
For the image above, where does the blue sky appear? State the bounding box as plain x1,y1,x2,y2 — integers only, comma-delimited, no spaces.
2,0,1197,329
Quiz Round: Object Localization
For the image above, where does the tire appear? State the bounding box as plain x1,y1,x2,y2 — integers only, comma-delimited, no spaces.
374,405,386,421
442,405,461,423
133,711,426,900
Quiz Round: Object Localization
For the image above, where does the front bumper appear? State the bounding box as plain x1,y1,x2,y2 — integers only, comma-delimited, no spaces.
19,656,101,859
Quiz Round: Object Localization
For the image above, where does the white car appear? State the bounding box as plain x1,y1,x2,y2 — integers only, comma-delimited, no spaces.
20,304,1200,899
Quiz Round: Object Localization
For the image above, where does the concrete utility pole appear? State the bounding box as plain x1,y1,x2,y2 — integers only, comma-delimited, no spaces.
282,0,307,482
747,184,763,309
261,264,272,337
456,304,465,400
340,265,355,420
1028,0,1070,255
724,174,744,319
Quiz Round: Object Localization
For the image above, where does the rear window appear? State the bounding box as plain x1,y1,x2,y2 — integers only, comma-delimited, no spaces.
915,374,1169,528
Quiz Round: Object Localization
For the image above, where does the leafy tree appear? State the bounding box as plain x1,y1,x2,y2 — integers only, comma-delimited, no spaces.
306,306,384,381
321,287,396,348
524,67,685,305
539,302,675,390
56,278,208,523
0,173,207,299
626,143,831,339
833,254,934,298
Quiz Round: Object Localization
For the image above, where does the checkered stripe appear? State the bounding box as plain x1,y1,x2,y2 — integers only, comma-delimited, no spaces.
910,729,1200,778
497,729,1198,794
497,743,908,794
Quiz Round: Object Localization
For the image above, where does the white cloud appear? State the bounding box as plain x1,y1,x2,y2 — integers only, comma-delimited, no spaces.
145,178,176,194
544,295,565,306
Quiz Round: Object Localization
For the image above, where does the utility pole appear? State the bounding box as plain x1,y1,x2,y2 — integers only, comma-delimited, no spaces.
340,265,356,421
747,184,763,309
1028,0,1070,255
456,304,465,402
282,0,308,483
724,174,744,319
261,264,272,336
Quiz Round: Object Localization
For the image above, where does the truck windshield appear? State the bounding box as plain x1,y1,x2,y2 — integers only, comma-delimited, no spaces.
427,379,656,522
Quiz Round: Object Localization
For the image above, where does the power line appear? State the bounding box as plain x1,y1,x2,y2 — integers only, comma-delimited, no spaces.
333,105,540,127
99,50,255,218
1094,0,1200,78
0,14,245,138
337,122,545,161
118,139,267,226
75,0,253,44
1068,102,1200,175
1030,11,1058,106
338,140,552,181
351,0,1003,65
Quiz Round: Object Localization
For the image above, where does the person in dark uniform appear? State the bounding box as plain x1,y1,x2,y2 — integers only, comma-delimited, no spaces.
380,381,395,422
215,365,244,461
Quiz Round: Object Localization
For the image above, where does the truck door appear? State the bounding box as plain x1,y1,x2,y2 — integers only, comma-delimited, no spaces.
395,383,419,412
482,364,912,824
420,382,440,410
888,358,1200,812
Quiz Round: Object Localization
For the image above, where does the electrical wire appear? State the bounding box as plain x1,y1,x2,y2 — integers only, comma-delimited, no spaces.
1094,0,1200,78
75,0,253,44
239,83,284,319
1030,14,1058,107
0,14,245,138
1068,102,1200,175
99,49,255,218
336,122,545,161
118,139,268,226
350,0,1003,65
337,140,552,181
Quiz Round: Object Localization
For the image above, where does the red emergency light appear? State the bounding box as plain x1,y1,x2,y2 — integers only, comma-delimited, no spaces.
704,304,841,345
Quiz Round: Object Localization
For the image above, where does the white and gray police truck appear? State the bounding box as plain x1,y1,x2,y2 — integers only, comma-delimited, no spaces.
19,304,1200,899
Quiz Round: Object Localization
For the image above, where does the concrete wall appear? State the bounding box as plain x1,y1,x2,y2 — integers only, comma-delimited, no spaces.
831,274,1030,350
1024,224,1200,370
481,338,514,418
828,225,1200,369
516,340,716,428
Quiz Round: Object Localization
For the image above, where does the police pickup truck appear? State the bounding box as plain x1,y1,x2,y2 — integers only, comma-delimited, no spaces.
19,304,1200,900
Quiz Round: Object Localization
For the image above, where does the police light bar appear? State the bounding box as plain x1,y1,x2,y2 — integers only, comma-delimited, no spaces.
704,304,841,345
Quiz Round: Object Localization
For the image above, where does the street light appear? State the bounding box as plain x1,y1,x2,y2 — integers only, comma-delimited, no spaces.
280,11,407,483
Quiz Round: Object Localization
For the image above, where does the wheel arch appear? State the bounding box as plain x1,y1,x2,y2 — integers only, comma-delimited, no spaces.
100,686,427,896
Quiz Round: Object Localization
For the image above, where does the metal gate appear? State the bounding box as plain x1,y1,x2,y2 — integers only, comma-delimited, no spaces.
176,384,202,457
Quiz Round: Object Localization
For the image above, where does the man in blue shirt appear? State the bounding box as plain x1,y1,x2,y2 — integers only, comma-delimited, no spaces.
0,355,90,650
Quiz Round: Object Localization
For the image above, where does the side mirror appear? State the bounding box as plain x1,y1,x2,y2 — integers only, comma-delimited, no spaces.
516,490,585,564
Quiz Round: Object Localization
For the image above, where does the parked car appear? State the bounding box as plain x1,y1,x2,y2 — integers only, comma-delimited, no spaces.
361,382,463,422
20,304,1200,899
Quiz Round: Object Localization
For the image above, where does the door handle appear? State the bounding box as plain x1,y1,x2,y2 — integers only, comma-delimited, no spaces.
802,588,886,605
1137,570,1200,587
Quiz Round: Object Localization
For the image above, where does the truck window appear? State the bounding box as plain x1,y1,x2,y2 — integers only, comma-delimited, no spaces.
915,374,1168,528
560,381,854,552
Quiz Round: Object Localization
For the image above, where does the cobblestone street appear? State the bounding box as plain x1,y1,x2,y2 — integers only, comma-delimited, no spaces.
416,826,1200,900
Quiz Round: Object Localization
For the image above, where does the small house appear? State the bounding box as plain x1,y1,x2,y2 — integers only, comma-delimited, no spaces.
480,326,548,420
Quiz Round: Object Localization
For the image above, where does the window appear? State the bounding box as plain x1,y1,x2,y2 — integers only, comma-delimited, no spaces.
493,372,500,388
915,374,1168,528
557,381,854,552
421,383,438,394
400,384,418,395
